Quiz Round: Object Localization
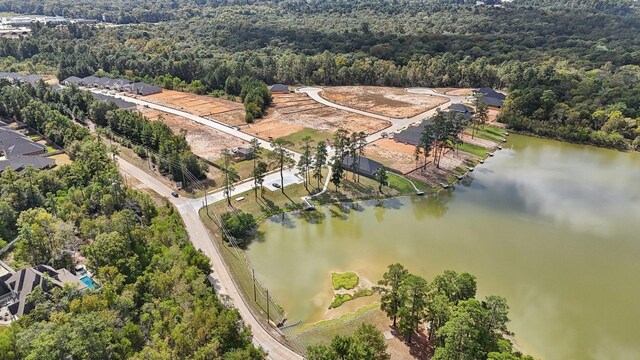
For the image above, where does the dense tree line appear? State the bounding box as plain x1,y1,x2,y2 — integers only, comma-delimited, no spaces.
0,1,638,146
0,103,263,358
498,64,640,150
373,264,533,360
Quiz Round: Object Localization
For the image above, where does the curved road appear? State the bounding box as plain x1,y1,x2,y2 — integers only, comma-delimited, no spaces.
94,85,470,359
117,156,303,360
297,87,469,143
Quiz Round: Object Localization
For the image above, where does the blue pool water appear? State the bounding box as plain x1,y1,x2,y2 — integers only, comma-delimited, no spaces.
80,276,96,289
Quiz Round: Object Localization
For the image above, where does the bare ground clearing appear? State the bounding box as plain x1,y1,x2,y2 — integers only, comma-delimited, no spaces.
245,93,390,139
407,150,477,187
460,134,498,149
364,139,421,174
140,89,246,126
446,88,473,96
320,86,448,118
139,107,247,162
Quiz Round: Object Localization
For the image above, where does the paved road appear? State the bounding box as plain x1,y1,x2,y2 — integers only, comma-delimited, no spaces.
87,89,302,162
297,87,469,143
117,156,303,360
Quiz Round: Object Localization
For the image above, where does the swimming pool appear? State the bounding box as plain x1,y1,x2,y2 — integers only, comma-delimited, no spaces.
80,276,96,289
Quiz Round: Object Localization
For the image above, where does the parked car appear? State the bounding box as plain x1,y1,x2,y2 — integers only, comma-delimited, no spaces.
171,191,179,197
272,182,281,188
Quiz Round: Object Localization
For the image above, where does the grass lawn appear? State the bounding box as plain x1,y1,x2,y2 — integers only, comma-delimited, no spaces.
281,128,332,153
329,294,352,309
45,145,56,153
199,208,286,328
206,176,318,221
330,289,374,309
297,303,381,345
332,272,359,290
457,142,488,157
465,125,506,143
213,149,276,180
387,172,430,194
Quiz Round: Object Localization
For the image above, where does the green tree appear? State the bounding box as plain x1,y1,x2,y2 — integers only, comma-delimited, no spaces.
221,150,240,206
268,138,295,193
253,161,269,197
330,156,344,192
16,208,74,266
431,270,477,304
374,263,409,327
313,140,328,189
220,211,257,244
397,274,429,343
472,101,489,138
249,138,263,198
375,166,388,193
306,324,389,360
298,135,314,189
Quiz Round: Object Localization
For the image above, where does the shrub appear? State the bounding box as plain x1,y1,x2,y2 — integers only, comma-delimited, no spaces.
332,272,359,290
220,210,257,243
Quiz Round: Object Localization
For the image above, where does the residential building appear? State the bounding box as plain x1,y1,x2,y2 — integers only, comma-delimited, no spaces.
473,87,506,108
268,84,289,94
234,147,255,160
0,127,55,172
0,265,89,320
341,155,384,178
447,103,474,121
126,82,162,96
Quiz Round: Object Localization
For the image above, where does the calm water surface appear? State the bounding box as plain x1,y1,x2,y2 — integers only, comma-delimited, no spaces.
246,134,640,359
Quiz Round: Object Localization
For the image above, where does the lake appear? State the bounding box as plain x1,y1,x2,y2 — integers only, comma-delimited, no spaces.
246,134,640,359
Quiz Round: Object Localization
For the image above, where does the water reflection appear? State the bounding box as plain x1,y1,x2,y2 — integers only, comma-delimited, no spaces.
247,135,640,359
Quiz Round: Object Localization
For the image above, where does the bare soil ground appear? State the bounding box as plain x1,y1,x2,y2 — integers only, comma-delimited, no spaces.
139,107,247,162
364,139,420,174
244,93,390,139
488,108,502,125
408,150,476,187
320,86,448,118
446,88,473,96
140,90,246,126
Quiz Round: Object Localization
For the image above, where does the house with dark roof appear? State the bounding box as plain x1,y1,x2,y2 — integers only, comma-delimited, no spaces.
394,118,436,146
80,75,99,87
473,88,506,108
268,84,289,94
61,76,82,86
234,147,255,160
0,72,43,85
0,265,88,320
342,155,383,178
127,82,162,96
92,93,136,109
111,78,131,91
0,127,55,172
447,103,474,121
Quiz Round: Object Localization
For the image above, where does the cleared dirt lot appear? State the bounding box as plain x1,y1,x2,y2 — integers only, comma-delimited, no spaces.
140,90,246,126
364,139,419,174
320,86,448,118
244,93,390,139
139,107,247,162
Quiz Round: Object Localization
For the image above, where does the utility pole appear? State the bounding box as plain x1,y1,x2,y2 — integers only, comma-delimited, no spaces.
253,269,257,302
